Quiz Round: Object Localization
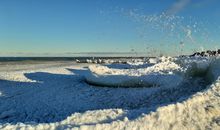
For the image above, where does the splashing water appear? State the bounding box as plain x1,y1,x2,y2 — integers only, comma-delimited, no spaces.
120,9,215,56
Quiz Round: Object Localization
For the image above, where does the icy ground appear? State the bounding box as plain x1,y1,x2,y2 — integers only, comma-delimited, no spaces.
0,57,220,130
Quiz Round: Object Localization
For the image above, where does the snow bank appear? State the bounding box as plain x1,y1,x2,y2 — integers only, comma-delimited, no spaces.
176,56,220,82
1,79,220,130
85,57,183,88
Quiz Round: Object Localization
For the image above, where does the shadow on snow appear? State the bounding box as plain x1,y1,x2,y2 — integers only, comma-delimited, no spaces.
0,68,208,125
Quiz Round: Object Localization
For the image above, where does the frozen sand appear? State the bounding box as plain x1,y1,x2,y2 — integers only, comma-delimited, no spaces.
0,57,220,130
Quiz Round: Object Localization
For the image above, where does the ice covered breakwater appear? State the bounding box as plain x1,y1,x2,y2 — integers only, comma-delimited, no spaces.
191,49,220,57
74,49,220,64
75,57,149,64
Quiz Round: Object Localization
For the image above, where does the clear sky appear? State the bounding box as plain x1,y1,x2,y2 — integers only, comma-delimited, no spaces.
0,0,220,57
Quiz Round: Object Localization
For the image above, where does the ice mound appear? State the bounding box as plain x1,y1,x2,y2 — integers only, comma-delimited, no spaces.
85,56,220,88
85,57,183,88
205,57,220,82
0,72,36,82
176,56,220,82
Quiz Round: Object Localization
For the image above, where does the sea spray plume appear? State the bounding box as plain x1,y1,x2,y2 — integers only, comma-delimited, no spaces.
182,25,196,44
119,0,217,56
122,8,207,56
165,0,191,15
126,12,190,49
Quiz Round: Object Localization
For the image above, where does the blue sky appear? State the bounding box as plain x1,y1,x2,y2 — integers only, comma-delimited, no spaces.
0,0,220,56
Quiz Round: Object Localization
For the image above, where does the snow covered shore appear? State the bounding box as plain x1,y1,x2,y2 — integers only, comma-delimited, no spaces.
0,56,220,130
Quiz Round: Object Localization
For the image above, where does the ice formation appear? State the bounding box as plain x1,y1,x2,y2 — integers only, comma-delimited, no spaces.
0,56,220,130
85,57,183,88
